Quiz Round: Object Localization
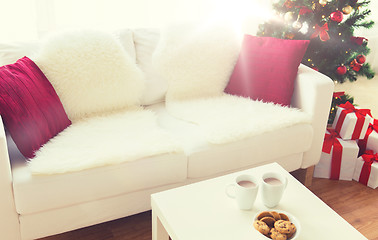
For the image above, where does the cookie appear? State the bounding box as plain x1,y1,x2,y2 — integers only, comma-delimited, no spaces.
286,221,297,238
253,220,270,236
274,220,292,234
260,216,276,228
270,228,287,240
279,213,289,221
257,211,274,220
270,211,281,221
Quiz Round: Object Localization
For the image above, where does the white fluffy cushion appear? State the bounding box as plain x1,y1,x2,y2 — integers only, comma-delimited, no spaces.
133,28,167,105
152,23,241,101
28,109,182,175
35,29,145,121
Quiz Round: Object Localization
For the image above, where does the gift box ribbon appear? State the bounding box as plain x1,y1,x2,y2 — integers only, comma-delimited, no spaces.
322,129,343,180
359,150,378,185
334,102,372,140
358,119,378,155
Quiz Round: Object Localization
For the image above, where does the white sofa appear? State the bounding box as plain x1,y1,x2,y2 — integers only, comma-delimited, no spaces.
0,27,334,240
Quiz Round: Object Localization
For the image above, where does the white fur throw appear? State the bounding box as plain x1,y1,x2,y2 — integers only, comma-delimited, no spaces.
152,23,241,101
28,110,182,175
166,94,311,144
35,29,145,122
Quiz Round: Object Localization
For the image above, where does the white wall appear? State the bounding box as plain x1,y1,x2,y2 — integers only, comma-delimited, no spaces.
0,0,273,42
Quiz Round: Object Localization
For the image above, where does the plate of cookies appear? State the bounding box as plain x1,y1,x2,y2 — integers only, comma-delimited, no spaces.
253,210,300,240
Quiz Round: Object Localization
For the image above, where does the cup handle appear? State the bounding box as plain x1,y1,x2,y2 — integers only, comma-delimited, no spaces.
225,183,236,199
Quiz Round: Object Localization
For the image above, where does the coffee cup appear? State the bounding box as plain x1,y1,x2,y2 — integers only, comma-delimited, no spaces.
225,174,259,210
261,172,287,208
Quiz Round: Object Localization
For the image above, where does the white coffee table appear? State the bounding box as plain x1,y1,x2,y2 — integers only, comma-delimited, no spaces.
151,163,367,240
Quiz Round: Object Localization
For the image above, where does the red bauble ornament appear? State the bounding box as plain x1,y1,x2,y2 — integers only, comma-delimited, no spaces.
330,11,343,23
356,54,366,64
336,65,347,75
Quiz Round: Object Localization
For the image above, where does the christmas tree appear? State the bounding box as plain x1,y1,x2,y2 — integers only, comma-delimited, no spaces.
257,0,375,83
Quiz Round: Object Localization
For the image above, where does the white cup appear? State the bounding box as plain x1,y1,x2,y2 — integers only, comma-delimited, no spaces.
225,174,259,210
261,172,288,208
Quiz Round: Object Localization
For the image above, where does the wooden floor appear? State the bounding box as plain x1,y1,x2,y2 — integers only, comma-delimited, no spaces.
40,177,378,240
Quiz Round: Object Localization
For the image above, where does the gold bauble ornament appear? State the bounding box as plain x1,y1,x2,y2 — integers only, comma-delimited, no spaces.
284,12,296,22
342,5,353,15
319,0,327,6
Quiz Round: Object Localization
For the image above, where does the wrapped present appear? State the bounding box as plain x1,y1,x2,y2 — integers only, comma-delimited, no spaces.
353,150,378,189
332,102,372,140
358,119,378,155
314,129,359,180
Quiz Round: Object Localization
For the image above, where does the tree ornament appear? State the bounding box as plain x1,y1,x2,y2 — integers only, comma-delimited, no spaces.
342,5,353,15
292,21,302,30
350,36,368,45
311,66,319,71
356,54,366,64
299,22,309,34
336,65,347,75
350,59,362,71
310,23,330,41
330,11,343,23
285,32,295,39
284,12,296,22
283,0,295,9
295,6,312,15
319,0,327,6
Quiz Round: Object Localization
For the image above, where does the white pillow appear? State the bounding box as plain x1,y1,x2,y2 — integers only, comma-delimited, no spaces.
114,28,136,62
0,41,39,66
152,23,242,101
133,28,167,105
35,29,145,121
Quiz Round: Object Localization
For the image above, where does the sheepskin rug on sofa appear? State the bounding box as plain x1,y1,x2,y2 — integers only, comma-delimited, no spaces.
28,109,182,175
166,95,311,144
35,29,145,122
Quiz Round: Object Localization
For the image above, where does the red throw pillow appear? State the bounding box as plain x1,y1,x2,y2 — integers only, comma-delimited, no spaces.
225,35,310,106
0,57,71,158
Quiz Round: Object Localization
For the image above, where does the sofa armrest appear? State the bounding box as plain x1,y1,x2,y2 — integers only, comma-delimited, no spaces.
0,116,21,239
291,64,334,168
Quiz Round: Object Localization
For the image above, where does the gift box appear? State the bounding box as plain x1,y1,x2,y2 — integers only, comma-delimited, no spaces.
332,102,372,140
353,150,378,189
314,129,359,180
358,119,378,155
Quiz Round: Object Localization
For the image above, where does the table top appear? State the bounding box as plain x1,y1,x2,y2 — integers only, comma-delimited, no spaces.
151,163,367,240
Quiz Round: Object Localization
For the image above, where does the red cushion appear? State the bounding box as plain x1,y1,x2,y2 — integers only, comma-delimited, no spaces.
225,35,310,106
0,57,71,158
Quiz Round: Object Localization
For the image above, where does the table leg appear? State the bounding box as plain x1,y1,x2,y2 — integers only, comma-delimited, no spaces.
152,210,169,240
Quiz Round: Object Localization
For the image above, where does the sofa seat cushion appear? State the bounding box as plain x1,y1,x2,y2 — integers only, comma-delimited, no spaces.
147,103,313,178
28,109,182,175
9,134,187,215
